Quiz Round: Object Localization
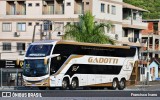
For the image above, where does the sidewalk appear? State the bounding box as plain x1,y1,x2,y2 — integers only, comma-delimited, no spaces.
136,80,160,86
0,86,39,90
126,80,160,90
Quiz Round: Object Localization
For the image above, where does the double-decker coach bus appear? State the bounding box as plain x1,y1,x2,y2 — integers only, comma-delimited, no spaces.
20,40,138,90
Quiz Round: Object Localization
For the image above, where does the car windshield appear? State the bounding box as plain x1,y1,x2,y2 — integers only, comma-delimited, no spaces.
26,44,53,57
23,59,49,77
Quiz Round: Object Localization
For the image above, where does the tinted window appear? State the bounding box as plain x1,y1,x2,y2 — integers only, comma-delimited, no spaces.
26,45,53,57
65,64,122,77
53,44,136,57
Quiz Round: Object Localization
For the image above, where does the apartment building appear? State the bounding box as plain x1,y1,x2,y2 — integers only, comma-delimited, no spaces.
0,0,124,60
141,19,160,59
0,0,149,87
0,0,148,60
122,3,148,46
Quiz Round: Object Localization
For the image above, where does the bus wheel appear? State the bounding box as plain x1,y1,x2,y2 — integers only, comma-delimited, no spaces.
112,79,118,90
118,79,126,90
38,87,47,90
61,79,68,90
70,79,78,90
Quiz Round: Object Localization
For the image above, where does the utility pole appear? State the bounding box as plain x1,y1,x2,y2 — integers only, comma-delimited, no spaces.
32,24,36,43
146,34,152,85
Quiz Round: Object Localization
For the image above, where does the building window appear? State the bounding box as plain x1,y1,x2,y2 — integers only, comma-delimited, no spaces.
66,22,71,25
3,43,11,51
36,22,39,26
28,3,32,7
28,22,32,26
107,5,110,13
36,3,40,6
101,3,105,13
17,43,25,51
111,5,116,15
44,23,52,31
2,23,12,32
17,23,26,32
67,2,71,6
86,2,89,5
133,13,136,20
124,29,128,37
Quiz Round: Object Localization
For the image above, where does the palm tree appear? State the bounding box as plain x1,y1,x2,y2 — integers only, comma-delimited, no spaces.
63,11,115,44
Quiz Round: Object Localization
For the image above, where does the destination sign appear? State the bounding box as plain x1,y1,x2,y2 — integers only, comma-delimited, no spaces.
29,54,46,57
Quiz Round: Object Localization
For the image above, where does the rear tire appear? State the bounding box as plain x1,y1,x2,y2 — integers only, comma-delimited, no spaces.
118,79,126,90
69,79,78,90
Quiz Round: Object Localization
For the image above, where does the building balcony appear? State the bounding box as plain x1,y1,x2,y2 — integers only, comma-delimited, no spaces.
143,44,160,51
6,1,26,15
122,37,139,43
55,11,64,14
42,11,54,15
6,11,26,15
74,10,83,14
123,19,148,29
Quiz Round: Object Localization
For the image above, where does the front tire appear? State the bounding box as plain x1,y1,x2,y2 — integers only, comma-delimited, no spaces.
69,79,78,90
61,79,68,90
118,79,126,90
111,79,118,90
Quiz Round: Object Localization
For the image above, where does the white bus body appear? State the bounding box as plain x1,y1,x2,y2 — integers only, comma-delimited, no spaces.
23,40,138,90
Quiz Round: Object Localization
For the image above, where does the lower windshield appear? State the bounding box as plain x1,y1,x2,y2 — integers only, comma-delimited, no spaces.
23,59,49,77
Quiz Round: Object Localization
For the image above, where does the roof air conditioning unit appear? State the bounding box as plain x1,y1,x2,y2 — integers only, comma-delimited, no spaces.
43,1,47,6
14,32,20,37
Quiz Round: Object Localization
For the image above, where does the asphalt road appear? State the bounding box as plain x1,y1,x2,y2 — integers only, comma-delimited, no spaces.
0,83,160,99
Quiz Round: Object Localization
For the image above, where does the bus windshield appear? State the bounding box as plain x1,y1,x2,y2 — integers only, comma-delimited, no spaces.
23,59,49,77
26,44,53,57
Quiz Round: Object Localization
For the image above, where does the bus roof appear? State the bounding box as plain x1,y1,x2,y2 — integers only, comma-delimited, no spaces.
31,40,131,49
57,40,130,49
32,40,56,44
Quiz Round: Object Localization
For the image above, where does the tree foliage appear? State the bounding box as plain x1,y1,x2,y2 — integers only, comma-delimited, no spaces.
124,0,160,19
63,11,115,44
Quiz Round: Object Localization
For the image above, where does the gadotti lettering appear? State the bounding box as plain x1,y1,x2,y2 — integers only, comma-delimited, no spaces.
88,57,118,64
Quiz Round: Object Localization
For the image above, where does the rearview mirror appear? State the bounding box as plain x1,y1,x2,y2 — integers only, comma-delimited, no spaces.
16,59,20,65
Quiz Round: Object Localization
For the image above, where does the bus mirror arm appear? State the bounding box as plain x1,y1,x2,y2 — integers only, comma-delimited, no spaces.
44,54,60,65
45,54,60,59
49,54,60,58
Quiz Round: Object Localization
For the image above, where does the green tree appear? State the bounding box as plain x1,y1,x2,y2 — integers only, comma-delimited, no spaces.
63,12,115,44
124,0,160,19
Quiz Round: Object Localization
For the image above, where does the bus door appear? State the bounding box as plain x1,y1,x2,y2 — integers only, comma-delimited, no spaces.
123,59,134,77
123,59,133,71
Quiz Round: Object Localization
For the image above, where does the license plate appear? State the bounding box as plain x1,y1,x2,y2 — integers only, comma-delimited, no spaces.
32,84,35,86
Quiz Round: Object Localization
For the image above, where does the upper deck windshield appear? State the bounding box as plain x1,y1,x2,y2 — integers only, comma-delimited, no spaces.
26,44,53,57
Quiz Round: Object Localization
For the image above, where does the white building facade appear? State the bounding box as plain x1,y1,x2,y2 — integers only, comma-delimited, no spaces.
0,0,146,60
